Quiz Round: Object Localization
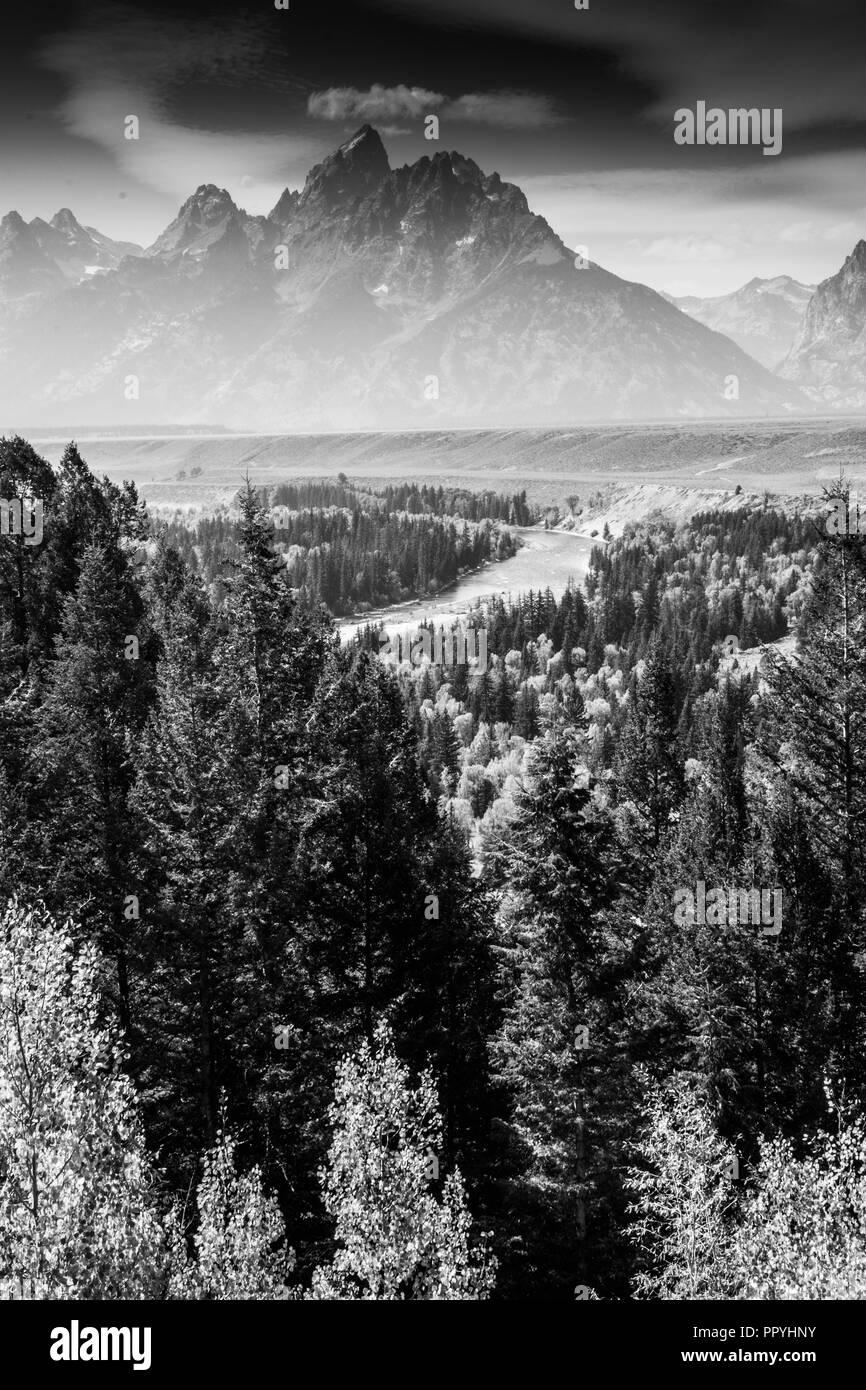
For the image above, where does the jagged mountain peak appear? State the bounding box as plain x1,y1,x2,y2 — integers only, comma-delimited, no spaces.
22,211,144,280
338,123,388,160
1,210,29,235
299,124,391,208
269,187,300,225
431,148,480,173
146,184,244,260
815,240,866,299
842,240,866,272
0,211,63,297
180,184,239,217
51,207,84,232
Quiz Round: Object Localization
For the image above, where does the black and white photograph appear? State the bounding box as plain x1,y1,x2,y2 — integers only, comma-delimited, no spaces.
1,0,865,1354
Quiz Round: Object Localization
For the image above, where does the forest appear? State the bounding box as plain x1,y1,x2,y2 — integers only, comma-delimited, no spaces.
1,433,865,1300
159,479,531,616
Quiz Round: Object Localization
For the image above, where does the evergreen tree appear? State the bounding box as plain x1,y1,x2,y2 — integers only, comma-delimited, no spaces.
613,634,685,855
131,556,239,1162
31,543,154,1031
758,519,866,1086
406,813,498,1183
487,722,634,1297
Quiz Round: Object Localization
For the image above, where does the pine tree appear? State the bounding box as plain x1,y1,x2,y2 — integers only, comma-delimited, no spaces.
613,633,685,855
295,649,436,1051
486,722,634,1297
31,543,154,1031
758,520,866,1085
406,813,498,1183
0,436,57,673
131,555,239,1162
426,709,462,797
638,745,780,1139
208,486,334,1190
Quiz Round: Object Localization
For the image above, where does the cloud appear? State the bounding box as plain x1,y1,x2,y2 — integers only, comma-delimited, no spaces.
443,92,567,129
516,156,866,296
308,85,444,123
39,10,322,207
636,235,734,263
778,220,817,245
307,84,565,130
386,0,866,136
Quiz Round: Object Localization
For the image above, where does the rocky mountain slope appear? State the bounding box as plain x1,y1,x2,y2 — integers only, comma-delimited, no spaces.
780,241,866,408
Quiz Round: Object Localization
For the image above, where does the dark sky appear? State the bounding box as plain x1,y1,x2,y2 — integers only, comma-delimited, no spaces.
3,0,866,294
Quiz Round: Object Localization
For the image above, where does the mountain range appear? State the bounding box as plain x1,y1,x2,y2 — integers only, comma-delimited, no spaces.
0,126,862,429
0,209,142,297
669,276,815,371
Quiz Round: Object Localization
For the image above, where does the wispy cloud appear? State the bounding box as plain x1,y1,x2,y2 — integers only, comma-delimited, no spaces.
443,92,567,129
307,84,565,130
39,10,322,208
308,84,444,124
517,155,866,296
637,235,734,264
387,0,866,134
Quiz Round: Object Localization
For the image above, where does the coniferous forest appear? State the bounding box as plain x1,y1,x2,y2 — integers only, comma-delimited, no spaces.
161,479,530,615
2,432,865,1303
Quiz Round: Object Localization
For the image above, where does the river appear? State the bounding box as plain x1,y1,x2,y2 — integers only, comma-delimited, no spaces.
338,525,597,642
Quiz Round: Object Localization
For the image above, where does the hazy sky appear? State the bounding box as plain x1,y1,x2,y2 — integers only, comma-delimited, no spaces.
3,0,866,295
